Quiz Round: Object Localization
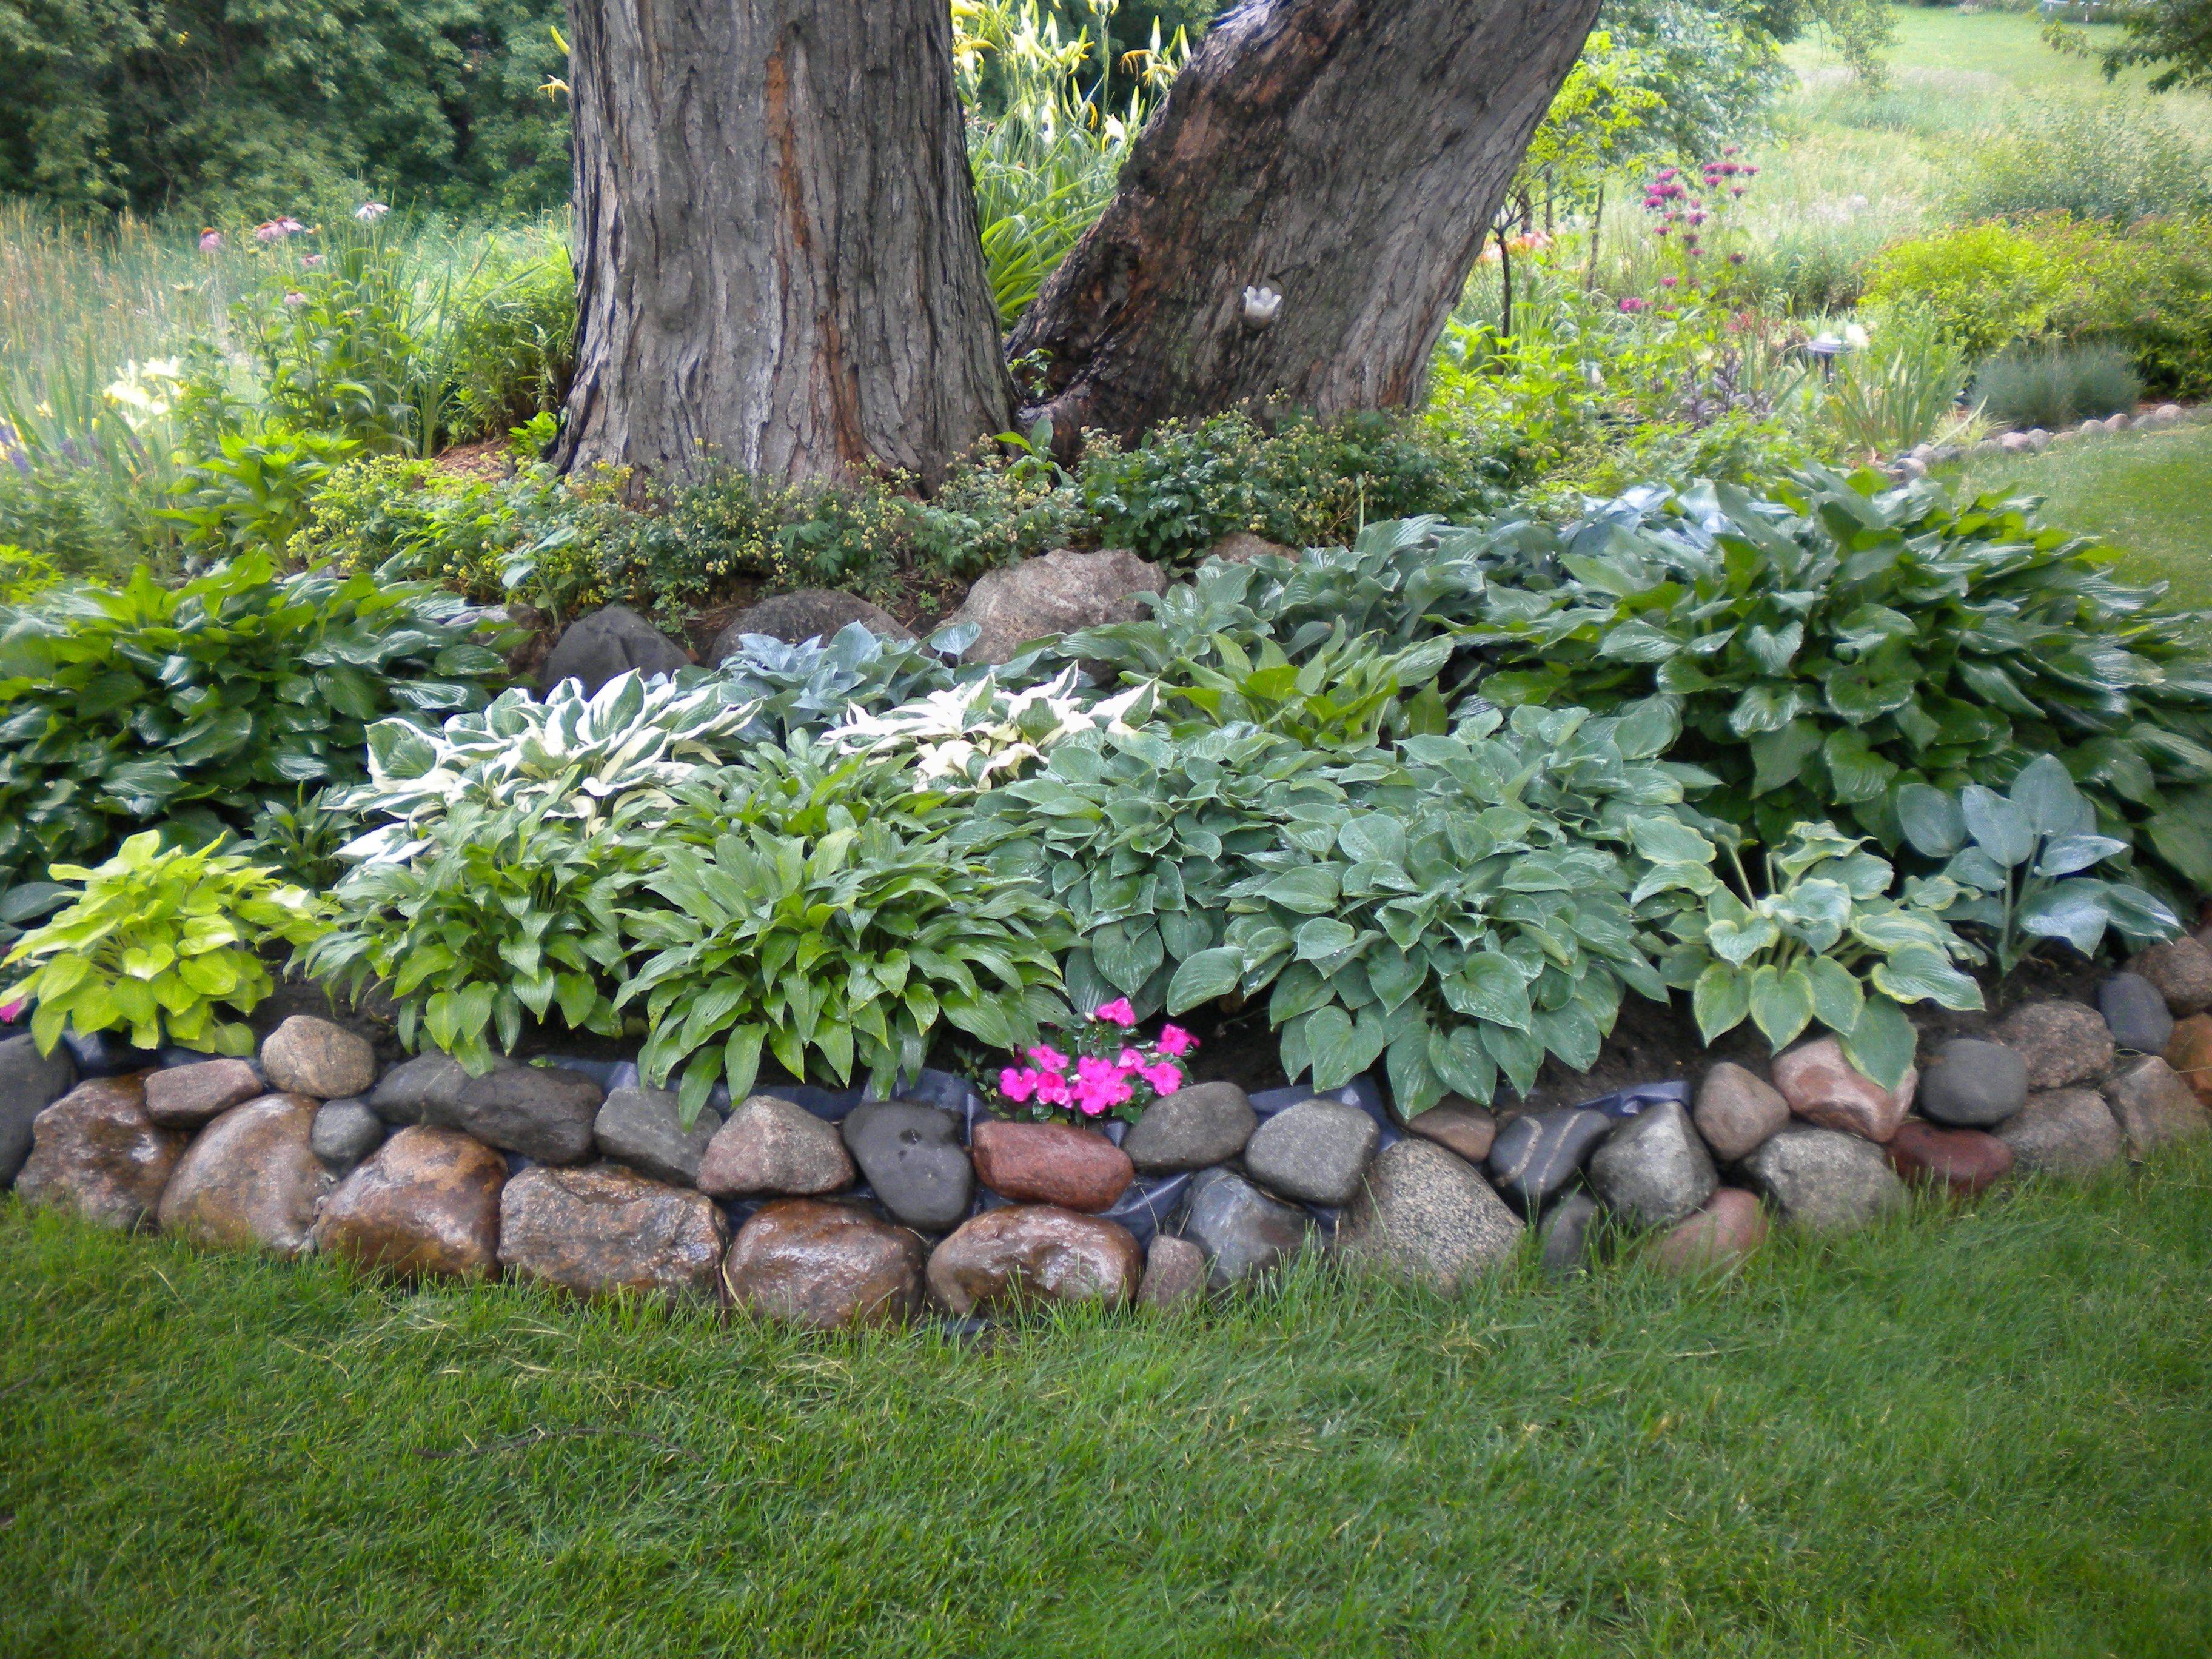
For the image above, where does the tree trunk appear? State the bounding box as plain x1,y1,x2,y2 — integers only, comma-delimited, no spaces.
557,0,1012,486
1005,0,1601,446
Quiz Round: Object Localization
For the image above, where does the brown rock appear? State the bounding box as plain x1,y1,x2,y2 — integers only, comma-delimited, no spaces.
2102,1056,2212,1158
1992,1088,2123,1179
142,1059,264,1128
1207,531,1298,566
309,1125,507,1280
259,1016,378,1100
1650,1188,1768,1275
1136,1233,1207,1309
1994,1001,2115,1090
708,589,914,659
695,1094,854,1198
924,1205,1143,1315
155,1094,329,1256
942,548,1166,665
722,1199,926,1330
1883,1119,2013,1197
2130,936,2212,1016
13,1075,183,1231
970,1119,1133,1212
1693,1062,1790,1161
1772,1036,1915,1143
2165,1013,2212,1105
497,1164,726,1299
1405,1102,1497,1164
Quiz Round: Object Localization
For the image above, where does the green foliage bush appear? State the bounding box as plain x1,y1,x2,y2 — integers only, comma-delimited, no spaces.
163,429,360,556
3,831,330,1057
1952,102,2212,227
1464,473,2212,896
0,552,510,899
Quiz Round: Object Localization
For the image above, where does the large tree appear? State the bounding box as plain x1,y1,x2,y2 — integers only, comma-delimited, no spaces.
559,0,1602,481
556,0,1013,483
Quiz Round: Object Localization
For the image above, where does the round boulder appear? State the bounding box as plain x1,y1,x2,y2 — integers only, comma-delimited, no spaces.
309,1125,508,1280
708,591,914,660
938,548,1165,666
431,1064,603,1166
260,1016,378,1101
1338,1138,1523,1293
0,1031,77,1187
1991,1088,2123,1179
1692,1062,1789,1162
1135,1233,1208,1310
594,1086,724,1188
2101,1056,2211,1159
698,1093,854,1198
1650,1189,1768,1276
970,1119,1134,1212
1771,1036,1915,1143
497,1164,728,1299
156,1094,329,1257
538,604,691,695
1883,1120,2013,1197
2130,936,2212,1016
1241,1097,1379,1207
1486,1107,1610,1213
1916,1037,2029,1127
1587,1099,1717,1228
1173,1168,1310,1290
13,1075,184,1231
723,1199,927,1330
1992,1002,2114,1091
1404,1101,1496,1165
1741,1125,1908,1233
2098,973,2176,1057
1121,1081,1257,1174
840,1100,972,1230
924,1205,1143,1315
2167,1014,2212,1105
142,1057,264,1129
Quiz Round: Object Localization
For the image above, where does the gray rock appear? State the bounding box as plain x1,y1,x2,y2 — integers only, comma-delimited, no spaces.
1917,1037,2030,1127
708,592,914,660
143,1057,264,1128
367,1049,481,1125
310,1098,387,1170
259,1016,377,1100
1206,531,1298,566
1994,1088,2123,1178
1741,1126,1908,1233
1122,1081,1257,1173
1486,1107,1611,1213
1993,1001,2114,1090
2130,937,2212,1016
697,1093,853,1198
1338,1139,1524,1293
1537,1190,1601,1281
2098,973,2175,1056
1172,1168,1310,1290
538,604,691,695
1692,1062,1788,1162
2101,1057,2210,1158
1241,1097,1379,1207
429,1065,604,1165
840,1099,972,1230
0,1033,76,1187
595,1086,725,1187
1587,1100,1718,1228
1136,1233,1208,1309
940,548,1166,665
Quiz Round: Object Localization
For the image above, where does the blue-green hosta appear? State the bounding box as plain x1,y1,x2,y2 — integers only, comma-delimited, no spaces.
1642,820,1986,1091
1162,703,1709,1113
1463,472,2212,896
4,833,330,1057
1895,754,2179,975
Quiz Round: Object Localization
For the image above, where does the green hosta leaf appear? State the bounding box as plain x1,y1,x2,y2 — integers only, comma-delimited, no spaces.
2008,752,2090,836
1746,963,1815,1051
1800,954,1866,1036
1167,947,1242,1014
2034,833,2127,879
1744,622,1803,676
1959,785,2033,868
1894,782,1965,858
1821,726,1897,805
1731,684,1811,736
1825,669,1916,724
1692,962,1752,1044
1443,954,1532,1031
1840,993,1915,1092
1706,911,1782,967
2013,883,2115,957
1749,721,1824,796
1256,866,1341,916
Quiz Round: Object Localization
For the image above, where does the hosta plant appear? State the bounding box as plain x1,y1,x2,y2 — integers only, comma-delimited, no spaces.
1895,755,2179,974
306,800,646,1073
1140,627,1454,752
989,1001,1198,1128
713,621,973,746
2,832,331,1057
1644,819,1985,1090
618,813,1070,1121
1163,704,1701,1113
826,669,1153,788
0,551,511,898
1463,471,2212,893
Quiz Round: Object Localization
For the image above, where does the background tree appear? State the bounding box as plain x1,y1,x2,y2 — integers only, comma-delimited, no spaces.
2049,0,2212,95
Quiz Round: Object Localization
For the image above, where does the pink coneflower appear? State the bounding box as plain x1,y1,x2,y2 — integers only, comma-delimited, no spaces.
283,291,308,306
198,229,223,255
1660,275,1678,288
1619,296,1649,313
301,254,324,268
355,201,390,222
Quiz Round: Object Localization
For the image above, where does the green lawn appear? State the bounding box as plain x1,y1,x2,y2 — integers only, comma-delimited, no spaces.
5,1145,2211,1657
1949,424,2212,615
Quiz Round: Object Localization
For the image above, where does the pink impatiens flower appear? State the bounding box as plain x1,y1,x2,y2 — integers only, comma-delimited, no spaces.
1027,1045,1069,1073
1141,1062,1184,1095
999,1067,1039,1104
1034,1070,1072,1107
1093,997,1137,1029
0,997,24,1023
1116,1047,1145,1071
1156,1024,1195,1058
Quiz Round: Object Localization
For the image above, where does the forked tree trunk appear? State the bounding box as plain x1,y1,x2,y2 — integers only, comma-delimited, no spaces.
557,0,1012,484
1005,0,1601,444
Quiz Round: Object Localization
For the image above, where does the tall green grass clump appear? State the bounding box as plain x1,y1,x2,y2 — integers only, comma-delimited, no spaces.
1975,341,2144,431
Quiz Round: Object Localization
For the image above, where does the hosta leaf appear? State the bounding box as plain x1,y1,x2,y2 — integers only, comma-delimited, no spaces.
2013,883,2114,957
1894,782,1965,857
1869,942,1983,1011
1800,954,1866,1036
1443,954,1532,1030
1840,993,1916,1092
1959,785,2033,868
1691,962,1752,1043
2034,833,2126,879
2008,752,2090,836
1821,726,1897,805
1746,963,1815,1051
1749,720,1824,796
1167,947,1242,1013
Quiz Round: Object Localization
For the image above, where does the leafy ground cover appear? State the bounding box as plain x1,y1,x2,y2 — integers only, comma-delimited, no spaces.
4,1145,2209,1658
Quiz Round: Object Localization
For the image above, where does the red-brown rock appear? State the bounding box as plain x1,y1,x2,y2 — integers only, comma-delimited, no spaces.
924,1205,1143,1315
309,1125,506,1280
969,1119,1133,1212
142,1059,265,1128
1404,1101,1498,1164
2167,1014,2212,1106
1883,1119,2013,1196
497,1164,726,1299
14,1074,183,1231
1772,1036,1915,1143
155,1094,329,1256
1650,1188,1768,1275
1693,1062,1790,1161
722,1199,926,1330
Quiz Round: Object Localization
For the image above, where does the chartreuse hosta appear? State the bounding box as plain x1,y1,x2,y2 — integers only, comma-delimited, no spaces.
1642,819,1986,1090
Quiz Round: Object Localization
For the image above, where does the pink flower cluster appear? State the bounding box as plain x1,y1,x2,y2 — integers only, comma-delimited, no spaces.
994,1004,1196,1123
253,218,306,244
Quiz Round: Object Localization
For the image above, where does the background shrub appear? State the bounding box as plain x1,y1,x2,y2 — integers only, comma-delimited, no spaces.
1974,341,2143,431
1951,102,2212,227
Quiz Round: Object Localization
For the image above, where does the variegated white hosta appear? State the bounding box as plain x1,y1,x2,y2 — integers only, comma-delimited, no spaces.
335,671,761,863
828,669,1155,788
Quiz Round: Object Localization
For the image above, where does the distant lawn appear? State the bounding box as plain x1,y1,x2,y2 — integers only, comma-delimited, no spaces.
5,1145,2211,1657
1948,424,2212,618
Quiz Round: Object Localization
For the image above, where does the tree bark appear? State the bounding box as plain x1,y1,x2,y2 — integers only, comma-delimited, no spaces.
557,0,1012,486
1005,0,1601,446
